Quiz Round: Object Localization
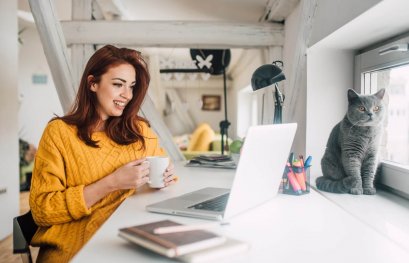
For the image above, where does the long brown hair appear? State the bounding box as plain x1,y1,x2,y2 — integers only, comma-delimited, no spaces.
56,45,150,148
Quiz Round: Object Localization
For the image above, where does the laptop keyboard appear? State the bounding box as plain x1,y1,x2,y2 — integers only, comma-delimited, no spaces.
188,193,230,212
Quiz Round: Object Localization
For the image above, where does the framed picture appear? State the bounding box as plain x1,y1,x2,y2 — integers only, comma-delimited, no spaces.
201,95,221,111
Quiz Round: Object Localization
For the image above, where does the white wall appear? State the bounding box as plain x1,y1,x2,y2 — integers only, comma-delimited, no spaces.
0,0,19,240
236,86,255,138
166,87,225,135
18,27,63,147
309,0,382,47
230,49,265,139
306,48,354,176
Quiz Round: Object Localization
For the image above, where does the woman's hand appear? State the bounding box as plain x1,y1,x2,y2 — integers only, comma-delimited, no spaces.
162,162,178,187
110,158,150,190
84,158,150,208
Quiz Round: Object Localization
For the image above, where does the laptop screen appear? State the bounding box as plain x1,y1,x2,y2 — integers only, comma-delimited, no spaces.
223,123,297,219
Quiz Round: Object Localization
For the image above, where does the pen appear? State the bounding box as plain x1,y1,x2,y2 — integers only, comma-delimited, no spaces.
304,156,312,168
286,162,302,195
153,222,229,234
292,160,306,191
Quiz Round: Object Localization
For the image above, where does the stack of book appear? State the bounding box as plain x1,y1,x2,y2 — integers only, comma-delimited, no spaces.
185,155,237,169
118,220,249,263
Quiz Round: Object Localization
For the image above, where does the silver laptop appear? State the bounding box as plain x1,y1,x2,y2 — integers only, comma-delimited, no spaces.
146,123,297,221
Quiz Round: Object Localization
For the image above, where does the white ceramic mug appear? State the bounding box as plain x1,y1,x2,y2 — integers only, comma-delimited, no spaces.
146,156,169,188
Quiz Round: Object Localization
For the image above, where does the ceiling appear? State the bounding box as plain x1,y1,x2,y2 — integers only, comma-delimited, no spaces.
18,0,296,82
119,0,269,22
18,0,271,25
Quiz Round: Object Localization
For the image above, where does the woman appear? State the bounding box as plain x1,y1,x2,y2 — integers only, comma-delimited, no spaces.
29,45,176,262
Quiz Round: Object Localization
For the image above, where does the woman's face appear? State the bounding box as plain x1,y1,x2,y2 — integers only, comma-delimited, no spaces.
90,63,136,120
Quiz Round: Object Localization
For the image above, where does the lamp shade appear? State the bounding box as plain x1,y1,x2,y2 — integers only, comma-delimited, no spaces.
251,64,286,91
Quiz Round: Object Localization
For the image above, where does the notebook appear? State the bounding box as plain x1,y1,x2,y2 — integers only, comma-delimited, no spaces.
118,220,226,257
146,123,297,221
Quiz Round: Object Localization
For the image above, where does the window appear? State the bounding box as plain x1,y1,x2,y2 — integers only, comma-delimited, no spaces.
355,33,409,197
237,85,258,138
363,66,409,165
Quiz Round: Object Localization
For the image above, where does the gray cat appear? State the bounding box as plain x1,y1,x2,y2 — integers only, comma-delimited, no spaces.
316,88,386,195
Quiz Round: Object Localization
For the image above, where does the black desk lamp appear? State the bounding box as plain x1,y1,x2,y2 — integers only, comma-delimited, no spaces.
251,61,285,124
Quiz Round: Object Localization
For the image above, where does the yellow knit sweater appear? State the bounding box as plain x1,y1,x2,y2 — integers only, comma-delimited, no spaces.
29,119,165,262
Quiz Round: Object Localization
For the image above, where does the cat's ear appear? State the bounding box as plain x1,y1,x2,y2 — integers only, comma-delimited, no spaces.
374,88,386,100
347,89,359,102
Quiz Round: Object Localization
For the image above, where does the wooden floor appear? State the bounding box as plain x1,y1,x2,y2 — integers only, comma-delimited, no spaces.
0,191,39,263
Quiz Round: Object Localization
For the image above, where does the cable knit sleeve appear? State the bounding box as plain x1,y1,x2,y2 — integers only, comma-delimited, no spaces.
30,121,91,226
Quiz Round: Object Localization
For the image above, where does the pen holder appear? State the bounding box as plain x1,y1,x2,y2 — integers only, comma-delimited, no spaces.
279,165,310,195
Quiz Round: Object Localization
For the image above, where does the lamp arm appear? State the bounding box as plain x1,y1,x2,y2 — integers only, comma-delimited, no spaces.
273,84,284,124
274,84,284,106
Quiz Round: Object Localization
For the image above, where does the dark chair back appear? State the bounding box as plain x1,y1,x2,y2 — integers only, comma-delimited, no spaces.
13,210,38,263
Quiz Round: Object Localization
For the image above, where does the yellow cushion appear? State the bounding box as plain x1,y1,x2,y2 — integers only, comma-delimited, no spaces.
187,123,215,151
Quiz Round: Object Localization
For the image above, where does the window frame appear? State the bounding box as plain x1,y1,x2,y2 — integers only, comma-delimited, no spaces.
354,33,409,197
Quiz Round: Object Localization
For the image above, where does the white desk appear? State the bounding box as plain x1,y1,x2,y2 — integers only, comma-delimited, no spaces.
73,162,409,263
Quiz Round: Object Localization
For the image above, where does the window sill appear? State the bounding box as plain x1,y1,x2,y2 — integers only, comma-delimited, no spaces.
380,161,409,198
311,175,409,253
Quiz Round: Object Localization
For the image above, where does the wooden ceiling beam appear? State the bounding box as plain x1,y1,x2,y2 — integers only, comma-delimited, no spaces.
260,0,300,22
61,20,284,48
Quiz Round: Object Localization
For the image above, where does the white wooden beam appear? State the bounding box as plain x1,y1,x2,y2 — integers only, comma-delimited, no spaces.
71,0,94,88
146,53,166,122
71,45,95,88
285,0,318,155
162,78,232,89
28,0,76,113
261,0,300,22
165,89,196,132
140,96,185,161
61,21,284,48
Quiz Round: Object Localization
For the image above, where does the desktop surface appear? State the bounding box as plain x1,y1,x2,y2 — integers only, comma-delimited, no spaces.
72,162,409,263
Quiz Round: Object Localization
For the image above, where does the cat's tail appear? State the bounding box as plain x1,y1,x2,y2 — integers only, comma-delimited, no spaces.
315,176,348,193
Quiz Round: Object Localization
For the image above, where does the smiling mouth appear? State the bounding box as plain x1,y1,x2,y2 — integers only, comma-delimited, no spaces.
114,100,127,108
